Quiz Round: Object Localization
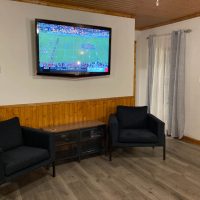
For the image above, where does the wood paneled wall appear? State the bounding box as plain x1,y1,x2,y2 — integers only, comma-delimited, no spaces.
0,96,134,128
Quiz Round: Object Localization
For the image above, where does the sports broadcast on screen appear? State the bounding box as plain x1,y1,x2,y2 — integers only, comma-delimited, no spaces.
36,21,111,74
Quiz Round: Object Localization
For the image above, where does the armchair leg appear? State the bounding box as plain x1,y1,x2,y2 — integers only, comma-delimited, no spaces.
163,145,166,160
52,162,56,177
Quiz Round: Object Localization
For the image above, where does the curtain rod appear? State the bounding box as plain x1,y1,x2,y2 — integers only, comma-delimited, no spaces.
146,29,192,39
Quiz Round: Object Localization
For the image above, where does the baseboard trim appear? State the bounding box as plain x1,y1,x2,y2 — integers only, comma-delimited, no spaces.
181,136,200,146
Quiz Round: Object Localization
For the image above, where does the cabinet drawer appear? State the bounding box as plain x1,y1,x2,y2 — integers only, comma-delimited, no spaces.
56,131,79,143
81,139,103,155
56,144,78,161
56,143,78,152
81,127,104,140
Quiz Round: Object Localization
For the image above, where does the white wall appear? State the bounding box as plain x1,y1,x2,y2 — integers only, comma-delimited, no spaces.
0,0,135,105
136,18,200,140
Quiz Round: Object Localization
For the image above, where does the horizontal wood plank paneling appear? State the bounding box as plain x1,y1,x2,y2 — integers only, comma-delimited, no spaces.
0,96,134,128
14,0,200,30
15,0,134,18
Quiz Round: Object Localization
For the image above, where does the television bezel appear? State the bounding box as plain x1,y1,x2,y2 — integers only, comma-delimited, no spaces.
35,19,112,78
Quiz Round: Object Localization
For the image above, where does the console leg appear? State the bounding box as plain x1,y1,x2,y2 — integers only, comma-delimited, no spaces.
104,129,108,156
109,146,112,161
52,162,56,177
45,165,50,170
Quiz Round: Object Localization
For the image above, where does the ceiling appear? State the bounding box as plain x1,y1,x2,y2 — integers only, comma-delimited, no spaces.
16,0,200,30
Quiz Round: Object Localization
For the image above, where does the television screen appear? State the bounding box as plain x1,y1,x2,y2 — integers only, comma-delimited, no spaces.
35,19,111,77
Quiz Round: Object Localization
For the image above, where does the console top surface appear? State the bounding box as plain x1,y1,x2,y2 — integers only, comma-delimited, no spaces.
42,121,106,133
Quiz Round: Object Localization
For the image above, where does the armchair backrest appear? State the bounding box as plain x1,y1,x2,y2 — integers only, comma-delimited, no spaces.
0,117,23,151
117,106,148,129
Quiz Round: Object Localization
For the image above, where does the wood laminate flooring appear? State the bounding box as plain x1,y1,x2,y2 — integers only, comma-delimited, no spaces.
1,138,200,200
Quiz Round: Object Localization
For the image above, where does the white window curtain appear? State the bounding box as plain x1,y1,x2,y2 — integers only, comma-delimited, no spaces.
147,30,186,138
150,35,171,133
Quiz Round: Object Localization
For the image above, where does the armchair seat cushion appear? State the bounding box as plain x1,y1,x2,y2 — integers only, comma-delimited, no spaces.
119,129,158,143
2,146,49,176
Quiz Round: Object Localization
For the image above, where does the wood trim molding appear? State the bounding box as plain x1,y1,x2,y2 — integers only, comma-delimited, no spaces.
137,12,200,30
14,0,135,19
181,136,200,146
0,96,134,128
134,41,136,98
0,96,133,107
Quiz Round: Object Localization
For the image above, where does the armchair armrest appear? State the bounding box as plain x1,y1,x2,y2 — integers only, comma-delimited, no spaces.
147,114,165,144
0,148,5,183
108,114,119,145
21,127,55,161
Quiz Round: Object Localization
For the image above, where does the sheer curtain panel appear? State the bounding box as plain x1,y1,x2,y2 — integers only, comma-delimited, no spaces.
148,35,171,133
147,30,186,138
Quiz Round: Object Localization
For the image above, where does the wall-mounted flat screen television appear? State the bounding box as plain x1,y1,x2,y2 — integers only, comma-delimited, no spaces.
35,19,112,77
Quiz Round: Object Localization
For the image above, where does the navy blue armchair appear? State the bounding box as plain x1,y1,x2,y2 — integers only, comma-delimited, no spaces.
108,106,165,161
0,117,55,184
